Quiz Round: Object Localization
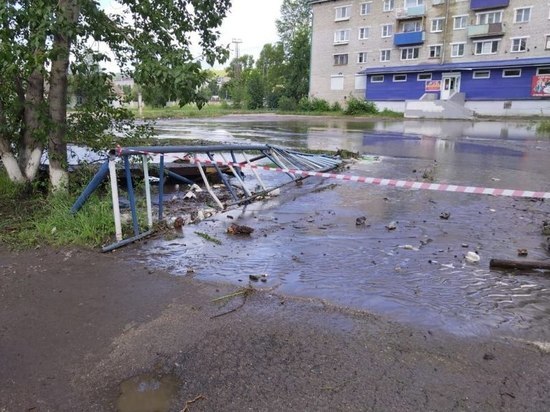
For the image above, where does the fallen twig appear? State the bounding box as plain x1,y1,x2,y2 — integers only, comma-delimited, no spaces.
490,258,550,271
181,394,206,412
195,231,222,245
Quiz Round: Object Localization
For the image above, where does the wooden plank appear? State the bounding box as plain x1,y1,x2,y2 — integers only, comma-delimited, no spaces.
490,259,550,271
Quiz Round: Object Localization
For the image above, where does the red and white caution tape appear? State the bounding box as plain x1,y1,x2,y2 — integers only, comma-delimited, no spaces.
192,158,550,200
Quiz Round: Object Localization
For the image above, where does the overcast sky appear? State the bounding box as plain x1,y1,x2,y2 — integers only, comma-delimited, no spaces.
99,0,283,71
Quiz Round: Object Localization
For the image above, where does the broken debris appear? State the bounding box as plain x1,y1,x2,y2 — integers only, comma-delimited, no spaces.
227,223,254,235
439,211,451,220
355,216,367,226
465,251,480,264
386,221,397,230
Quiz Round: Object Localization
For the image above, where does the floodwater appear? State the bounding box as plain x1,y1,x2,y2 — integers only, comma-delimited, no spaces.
136,116,550,339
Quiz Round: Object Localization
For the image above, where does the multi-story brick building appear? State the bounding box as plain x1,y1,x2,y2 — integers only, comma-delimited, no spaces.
310,0,550,116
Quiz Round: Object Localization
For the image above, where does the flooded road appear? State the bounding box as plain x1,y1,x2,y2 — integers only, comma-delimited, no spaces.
136,116,550,339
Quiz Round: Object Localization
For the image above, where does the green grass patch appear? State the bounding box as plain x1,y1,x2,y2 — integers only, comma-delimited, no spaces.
130,103,254,119
537,120,550,135
0,169,117,249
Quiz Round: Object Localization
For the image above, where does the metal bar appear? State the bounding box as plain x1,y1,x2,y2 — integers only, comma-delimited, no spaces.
230,150,243,179
71,159,110,214
207,152,238,201
195,154,224,210
158,155,165,221
142,155,153,229
124,155,140,237
163,168,195,185
220,153,252,198
241,151,267,191
108,158,123,242
102,230,154,253
114,144,270,156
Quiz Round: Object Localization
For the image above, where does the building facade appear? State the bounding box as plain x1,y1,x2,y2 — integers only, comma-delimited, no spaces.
310,0,550,116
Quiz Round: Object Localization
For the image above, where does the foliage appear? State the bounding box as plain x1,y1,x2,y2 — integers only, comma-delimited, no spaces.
537,120,550,135
246,70,265,109
298,97,331,112
277,96,297,111
0,0,232,191
331,102,342,112
343,97,379,115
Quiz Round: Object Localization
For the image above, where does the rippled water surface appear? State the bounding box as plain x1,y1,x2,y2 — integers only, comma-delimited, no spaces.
136,117,550,339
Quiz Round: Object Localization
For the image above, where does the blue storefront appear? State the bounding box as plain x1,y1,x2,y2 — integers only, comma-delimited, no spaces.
361,57,550,107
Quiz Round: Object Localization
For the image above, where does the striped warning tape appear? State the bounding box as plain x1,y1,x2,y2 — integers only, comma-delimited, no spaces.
191,158,550,200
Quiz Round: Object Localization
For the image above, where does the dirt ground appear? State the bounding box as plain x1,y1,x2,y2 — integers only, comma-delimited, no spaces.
0,244,549,412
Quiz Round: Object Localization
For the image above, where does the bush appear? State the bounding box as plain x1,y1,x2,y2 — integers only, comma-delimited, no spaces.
537,120,550,135
277,96,297,111
331,101,342,112
297,97,331,112
344,97,378,115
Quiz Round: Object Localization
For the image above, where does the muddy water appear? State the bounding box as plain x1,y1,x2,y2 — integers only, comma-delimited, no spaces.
137,117,550,339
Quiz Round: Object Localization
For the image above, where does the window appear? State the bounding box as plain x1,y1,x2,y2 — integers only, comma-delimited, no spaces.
360,2,372,15
450,42,465,57
453,15,467,30
405,0,424,7
401,47,419,60
476,11,503,25
431,18,444,32
359,27,370,39
417,73,432,81
380,49,391,61
511,37,527,53
537,67,550,75
333,54,349,65
514,7,531,23
371,75,384,83
393,74,407,82
401,21,422,33
357,52,368,63
429,45,442,58
334,29,351,44
335,6,351,21
503,69,521,78
355,74,367,90
381,24,393,38
383,0,394,12
330,75,344,90
473,70,490,79
474,39,499,55
545,35,550,50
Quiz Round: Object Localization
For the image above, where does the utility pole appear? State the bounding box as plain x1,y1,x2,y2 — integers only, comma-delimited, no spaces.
231,38,243,79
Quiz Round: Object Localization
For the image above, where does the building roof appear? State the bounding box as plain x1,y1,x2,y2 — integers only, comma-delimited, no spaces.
360,57,550,75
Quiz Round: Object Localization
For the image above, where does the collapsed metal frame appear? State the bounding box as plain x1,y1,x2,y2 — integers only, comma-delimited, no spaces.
71,144,341,252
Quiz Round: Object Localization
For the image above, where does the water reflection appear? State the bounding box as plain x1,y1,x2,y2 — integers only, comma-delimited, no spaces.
138,116,550,339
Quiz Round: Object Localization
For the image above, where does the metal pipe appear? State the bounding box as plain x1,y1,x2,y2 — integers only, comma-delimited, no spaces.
220,153,252,198
195,154,224,210
241,151,267,191
158,155,165,221
142,155,153,229
114,144,270,156
207,152,238,201
108,158,123,242
124,155,140,236
71,159,110,214
102,230,153,253
163,168,195,185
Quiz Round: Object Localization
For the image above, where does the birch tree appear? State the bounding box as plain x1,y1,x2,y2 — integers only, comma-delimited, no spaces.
0,0,231,191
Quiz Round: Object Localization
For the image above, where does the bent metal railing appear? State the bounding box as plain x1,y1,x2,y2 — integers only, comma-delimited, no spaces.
71,144,342,252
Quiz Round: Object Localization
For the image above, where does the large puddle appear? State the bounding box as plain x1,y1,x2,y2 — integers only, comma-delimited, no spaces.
135,117,550,339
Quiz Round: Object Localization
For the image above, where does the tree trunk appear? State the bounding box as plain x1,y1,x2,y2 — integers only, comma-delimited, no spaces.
47,0,79,192
21,70,45,182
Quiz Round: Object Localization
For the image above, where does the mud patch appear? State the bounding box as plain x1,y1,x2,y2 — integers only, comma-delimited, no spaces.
116,373,180,412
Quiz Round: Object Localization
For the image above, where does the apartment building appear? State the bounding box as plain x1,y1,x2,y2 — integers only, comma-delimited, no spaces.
310,0,550,116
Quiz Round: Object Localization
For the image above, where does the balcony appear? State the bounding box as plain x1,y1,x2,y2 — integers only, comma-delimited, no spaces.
467,23,504,38
394,31,425,46
470,0,509,11
395,5,425,20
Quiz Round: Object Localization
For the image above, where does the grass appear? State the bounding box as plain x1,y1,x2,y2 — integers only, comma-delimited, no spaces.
130,102,403,120
0,171,117,249
537,120,550,135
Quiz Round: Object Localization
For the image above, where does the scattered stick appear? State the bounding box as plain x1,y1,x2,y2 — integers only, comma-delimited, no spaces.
181,394,206,412
490,259,550,271
210,290,248,303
